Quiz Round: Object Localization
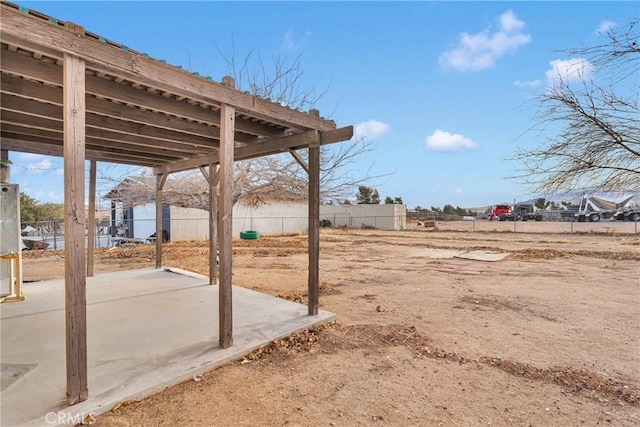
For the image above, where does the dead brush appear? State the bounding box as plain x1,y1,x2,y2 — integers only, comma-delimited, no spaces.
240,323,332,364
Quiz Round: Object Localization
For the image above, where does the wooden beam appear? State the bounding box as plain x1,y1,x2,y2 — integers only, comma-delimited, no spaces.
63,53,88,405
155,131,311,175
308,131,320,316
0,93,220,148
0,49,286,139
0,74,235,142
0,116,215,157
0,129,182,164
0,12,336,131
87,159,96,277
154,126,354,175
288,149,309,174
155,173,167,268
218,103,234,348
0,136,162,167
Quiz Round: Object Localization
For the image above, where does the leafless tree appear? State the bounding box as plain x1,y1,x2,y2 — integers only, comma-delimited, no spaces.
100,41,384,208
213,37,329,112
513,19,639,194
212,40,384,206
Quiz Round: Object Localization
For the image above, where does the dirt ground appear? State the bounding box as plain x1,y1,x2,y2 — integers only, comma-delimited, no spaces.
21,221,640,426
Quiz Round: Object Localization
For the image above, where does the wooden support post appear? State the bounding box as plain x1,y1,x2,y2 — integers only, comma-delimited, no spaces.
219,99,235,348
200,164,219,285
155,172,167,268
87,160,96,277
63,53,88,405
308,130,320,316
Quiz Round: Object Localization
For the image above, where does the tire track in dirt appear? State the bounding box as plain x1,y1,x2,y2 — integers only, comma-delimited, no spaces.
241,323,640,407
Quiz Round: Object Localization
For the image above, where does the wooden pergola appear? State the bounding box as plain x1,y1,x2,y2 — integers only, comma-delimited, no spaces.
0,1,352,405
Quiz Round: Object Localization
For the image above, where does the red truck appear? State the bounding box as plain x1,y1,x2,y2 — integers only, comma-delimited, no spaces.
488,204,511,221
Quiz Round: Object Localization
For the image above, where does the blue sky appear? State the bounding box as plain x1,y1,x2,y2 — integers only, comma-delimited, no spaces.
7,1,638,210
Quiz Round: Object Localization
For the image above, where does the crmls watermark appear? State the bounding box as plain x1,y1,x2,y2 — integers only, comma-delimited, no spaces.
45,411,96,425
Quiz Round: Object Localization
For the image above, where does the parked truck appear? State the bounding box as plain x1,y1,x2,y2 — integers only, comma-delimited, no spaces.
575,194,636,222
488,204,511,221
498,203,543,221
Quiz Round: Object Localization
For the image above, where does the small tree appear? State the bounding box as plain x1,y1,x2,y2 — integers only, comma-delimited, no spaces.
356,186,380,204
442,204,456,215
19,192,63,236
384,196,403,205
19,192,38,222
36,203,64,221
535,198,547,209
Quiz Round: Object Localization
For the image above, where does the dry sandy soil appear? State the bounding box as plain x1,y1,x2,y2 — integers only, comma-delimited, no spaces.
21,221,640,426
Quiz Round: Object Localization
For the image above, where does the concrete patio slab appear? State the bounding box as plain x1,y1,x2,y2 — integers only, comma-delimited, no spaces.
0,268,334,426
454,251,509,262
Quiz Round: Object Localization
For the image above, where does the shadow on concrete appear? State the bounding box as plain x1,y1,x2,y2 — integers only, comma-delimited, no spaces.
0,268,333,426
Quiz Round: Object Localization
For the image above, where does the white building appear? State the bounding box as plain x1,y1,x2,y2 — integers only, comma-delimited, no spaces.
105,178,406,241
320,204,406,230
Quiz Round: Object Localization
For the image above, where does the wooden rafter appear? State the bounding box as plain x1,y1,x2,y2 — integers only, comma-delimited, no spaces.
0,5,336,131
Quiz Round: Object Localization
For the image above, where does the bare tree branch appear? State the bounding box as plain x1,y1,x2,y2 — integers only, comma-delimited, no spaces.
512,18,640,195
102,39,390,208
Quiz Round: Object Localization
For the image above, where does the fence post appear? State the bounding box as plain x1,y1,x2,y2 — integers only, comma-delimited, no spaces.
53,220,58,250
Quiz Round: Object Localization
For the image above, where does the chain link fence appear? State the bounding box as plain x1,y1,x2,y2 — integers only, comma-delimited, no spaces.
19,209,638,252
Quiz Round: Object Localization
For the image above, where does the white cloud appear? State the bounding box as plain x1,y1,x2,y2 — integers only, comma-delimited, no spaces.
439,10,531,72
425,130,477,152
545,58,594,84
17,152,45,161
26,158,52,174
13,153,62,175
595,20,616,35
354,120,390,141
282,30,312,50
513,79,542,89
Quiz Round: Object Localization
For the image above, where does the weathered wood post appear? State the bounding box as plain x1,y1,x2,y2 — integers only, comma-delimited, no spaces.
63,52,88,405
219,76,235,348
